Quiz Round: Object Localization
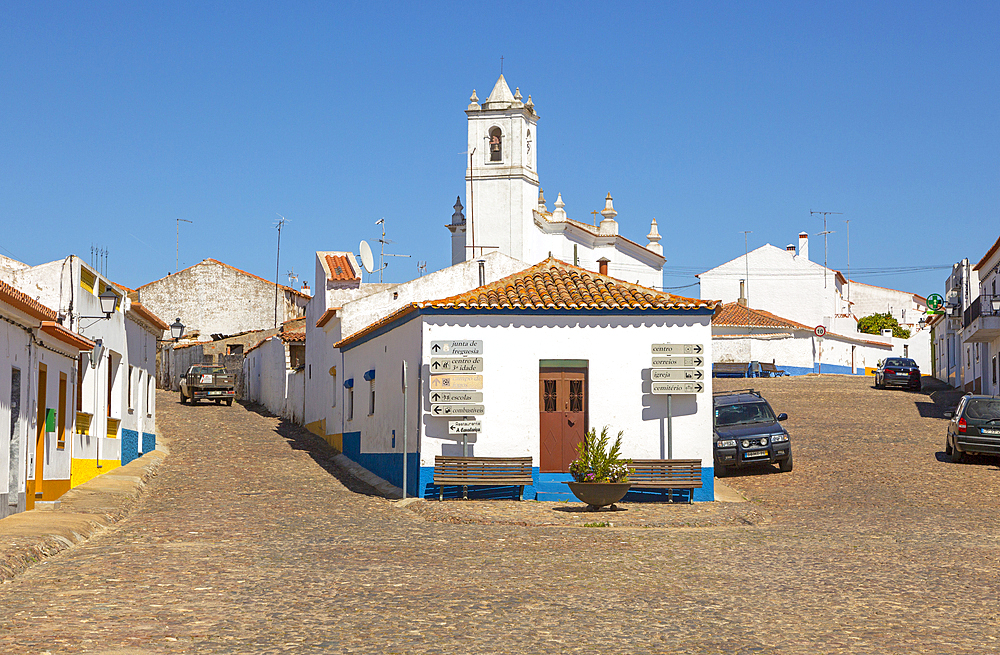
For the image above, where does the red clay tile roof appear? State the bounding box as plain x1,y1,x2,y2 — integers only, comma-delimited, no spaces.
974,234,1000,271
419,258,715,311
316,307,340,328
712,303,814,330
40,321,94,351
280,331,305,343
325,254,359,282
127,301,169,331
0,279,56,322
335,259,719,349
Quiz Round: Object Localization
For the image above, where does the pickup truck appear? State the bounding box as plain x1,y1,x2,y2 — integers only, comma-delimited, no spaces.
179,365,236,405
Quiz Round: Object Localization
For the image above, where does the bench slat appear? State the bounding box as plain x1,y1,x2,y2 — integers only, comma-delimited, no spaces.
433,456,533,500
628,459,703,496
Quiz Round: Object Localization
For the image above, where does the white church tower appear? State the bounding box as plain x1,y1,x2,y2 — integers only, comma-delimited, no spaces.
458,75,540,264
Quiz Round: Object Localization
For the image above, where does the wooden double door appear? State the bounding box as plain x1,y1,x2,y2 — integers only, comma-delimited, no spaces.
539,367,587,472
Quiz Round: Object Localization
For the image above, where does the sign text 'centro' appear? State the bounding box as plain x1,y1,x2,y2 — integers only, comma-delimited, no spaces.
430,340,483,356
429,374,483,390
651,343,704,355
430,357,484,373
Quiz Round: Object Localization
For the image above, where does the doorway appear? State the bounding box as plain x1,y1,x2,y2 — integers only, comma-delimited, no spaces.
539,363,588,472
29,364,47,508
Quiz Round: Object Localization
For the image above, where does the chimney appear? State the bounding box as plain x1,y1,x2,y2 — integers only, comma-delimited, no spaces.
477,259,486,287
786,244,796,254
738,279,748,307
598,257,610,276
798,232,809,260
300,281,311,296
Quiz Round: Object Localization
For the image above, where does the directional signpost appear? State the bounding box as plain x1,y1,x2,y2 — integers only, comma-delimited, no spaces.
449,420,482,435
429,391,483,404
429,340,486,456
649,343,706,458
431,340,483,356
430,357,484,373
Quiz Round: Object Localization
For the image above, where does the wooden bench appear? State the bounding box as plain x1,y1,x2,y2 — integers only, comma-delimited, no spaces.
713,362,749,378
628,459,703,503
759,362,787,377
433,456,533,500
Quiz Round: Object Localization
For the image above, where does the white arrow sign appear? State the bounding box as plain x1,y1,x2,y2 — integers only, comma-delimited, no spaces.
429,391,483,404
431,404,485,416
651,368,704,381
651,356,704,368
449,420,482,434
430,340,483,356
651,381,705,394
430,357,484,373
652,343,704,355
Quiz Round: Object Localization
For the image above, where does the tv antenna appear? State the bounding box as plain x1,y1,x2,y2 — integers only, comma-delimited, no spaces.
373,218,410,283
417,261,427,277
273,214,289,328
810,210,841,289
286,269,298,287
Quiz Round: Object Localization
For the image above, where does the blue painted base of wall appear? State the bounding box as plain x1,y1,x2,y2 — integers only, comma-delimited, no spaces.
780,363,863,376
414,466,716,502
341,432,420,497
142,432,156,454
121,429,139,466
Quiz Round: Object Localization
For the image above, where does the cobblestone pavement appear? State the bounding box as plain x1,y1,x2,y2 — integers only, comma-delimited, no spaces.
1,376,999,654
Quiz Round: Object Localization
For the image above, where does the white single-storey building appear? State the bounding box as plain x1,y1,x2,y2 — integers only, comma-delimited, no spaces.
333,259,720,501
712,302,893,375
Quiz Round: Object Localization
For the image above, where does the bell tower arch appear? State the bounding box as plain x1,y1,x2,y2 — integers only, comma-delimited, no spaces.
460,75,540,263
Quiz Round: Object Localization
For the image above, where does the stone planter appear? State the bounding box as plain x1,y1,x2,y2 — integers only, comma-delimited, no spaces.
565,482,632,510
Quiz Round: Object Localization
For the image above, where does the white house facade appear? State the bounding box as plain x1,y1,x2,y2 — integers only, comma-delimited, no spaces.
333,259,720,501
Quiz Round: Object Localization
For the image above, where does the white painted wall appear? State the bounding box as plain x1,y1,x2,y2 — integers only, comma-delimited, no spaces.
0,314,32,516
244,337,305,422
712,328,894,374
848,282,926,328
343,311,715,468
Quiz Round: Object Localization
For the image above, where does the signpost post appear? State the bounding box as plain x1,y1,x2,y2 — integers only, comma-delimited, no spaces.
814,326,826,374
401,360,408,499
650,344,705,460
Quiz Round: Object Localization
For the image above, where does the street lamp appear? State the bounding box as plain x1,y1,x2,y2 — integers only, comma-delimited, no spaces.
97,288,120,316
170,318,185,340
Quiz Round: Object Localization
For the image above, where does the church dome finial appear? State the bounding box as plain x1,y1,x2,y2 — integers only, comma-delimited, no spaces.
552,193,567,221
646,218,663,255
599,193,618,235
468,89,480,110
538,188,547,212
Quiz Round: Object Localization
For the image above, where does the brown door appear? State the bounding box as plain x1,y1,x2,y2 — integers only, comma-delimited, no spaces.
539,368,587,472
29,364,47,508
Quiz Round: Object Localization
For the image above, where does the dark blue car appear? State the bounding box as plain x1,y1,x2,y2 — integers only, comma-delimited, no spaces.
713,389,792,475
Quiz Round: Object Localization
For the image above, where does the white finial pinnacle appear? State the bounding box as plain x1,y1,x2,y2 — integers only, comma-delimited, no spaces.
552,193,567,221
646,218,663,255
599,193,618,235
468,90,480,110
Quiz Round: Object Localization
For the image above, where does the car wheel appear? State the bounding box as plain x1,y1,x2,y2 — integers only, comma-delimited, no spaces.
951,445,965,463
778,452,793,472
945,436,953,456
191,397,199,405
180,392,187,404
226,399,233,406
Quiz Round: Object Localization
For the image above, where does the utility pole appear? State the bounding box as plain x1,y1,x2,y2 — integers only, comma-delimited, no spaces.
810,210,841,289
176,219,192,273
375,218,410,283
274,214,289,328
845,219,851,311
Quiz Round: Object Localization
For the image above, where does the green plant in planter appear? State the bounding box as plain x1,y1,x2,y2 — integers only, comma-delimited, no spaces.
569,426,632,483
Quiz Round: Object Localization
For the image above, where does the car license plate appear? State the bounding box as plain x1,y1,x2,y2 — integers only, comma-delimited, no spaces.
744,450,769,459
982,428,1000,435
209,390,222,395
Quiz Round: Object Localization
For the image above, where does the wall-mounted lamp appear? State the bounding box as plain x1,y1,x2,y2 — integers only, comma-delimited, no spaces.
80,288,121,321
170,318,185,340
991,297,1000,313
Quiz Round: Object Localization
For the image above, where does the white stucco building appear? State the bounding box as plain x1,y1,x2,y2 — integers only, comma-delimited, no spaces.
447,75,666,289
244,325,306,424
954,235,1000,394
331,259,719,501
700,231,931,372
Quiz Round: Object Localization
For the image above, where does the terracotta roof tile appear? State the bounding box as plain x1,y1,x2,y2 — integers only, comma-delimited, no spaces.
712,303,814,331
127,301,169,331
335,259,719,349
280,331,305,343
0,279,56,322
325,254,359,282
419,258,715,311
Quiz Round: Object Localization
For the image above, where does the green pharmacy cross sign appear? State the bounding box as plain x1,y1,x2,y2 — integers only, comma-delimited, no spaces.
926,293,945,315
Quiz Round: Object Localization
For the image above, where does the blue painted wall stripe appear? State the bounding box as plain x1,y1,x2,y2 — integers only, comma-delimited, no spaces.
121,429,139,466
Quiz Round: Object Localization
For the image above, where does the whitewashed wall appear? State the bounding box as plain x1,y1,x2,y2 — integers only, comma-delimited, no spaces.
0,318,31,516
414,313,715,467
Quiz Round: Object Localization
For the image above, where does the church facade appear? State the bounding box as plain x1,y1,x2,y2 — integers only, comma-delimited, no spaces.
448,75,667,289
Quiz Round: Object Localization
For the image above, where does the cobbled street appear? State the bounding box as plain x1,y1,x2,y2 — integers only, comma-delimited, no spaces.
1,376,998,654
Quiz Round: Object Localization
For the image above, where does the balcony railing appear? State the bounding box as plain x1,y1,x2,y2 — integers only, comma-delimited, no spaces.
963,295,1000,329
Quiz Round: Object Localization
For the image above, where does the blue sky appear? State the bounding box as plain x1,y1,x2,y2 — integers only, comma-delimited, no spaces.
3,1,997,301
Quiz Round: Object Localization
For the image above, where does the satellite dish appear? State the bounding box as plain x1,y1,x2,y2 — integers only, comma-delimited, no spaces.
359,240,374,274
